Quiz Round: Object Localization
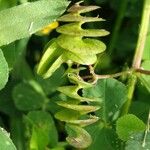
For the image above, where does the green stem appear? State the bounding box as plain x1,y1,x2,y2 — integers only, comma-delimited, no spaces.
132,0,150,68
121,0,150,115
121,74,137,115
107,0,128,54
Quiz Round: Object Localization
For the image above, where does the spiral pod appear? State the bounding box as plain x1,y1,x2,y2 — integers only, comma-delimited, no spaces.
37,1,109,148
55,73,100,148
37,1,109,79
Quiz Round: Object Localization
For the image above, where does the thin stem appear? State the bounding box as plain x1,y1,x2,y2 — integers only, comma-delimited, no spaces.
121,0,150,115
136,68,150,75
95,70,132,79
121,74,137,115
83,67,150,81
142,110,150,147
132,0,150,68
107,0,128,54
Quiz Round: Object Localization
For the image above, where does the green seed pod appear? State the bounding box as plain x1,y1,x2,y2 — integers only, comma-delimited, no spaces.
37,1,109,148
55,73,100,148
37,1,109,78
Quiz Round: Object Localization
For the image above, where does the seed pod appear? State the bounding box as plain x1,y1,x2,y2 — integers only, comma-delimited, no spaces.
37,1,109,148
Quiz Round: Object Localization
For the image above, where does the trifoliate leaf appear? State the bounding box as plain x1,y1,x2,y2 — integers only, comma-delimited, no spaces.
116,114,146,141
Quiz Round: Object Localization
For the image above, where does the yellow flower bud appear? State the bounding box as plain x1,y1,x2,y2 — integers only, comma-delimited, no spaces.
36,21,59,36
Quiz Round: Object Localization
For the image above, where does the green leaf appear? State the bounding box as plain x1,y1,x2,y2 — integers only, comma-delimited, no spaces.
1,39,28,70
125,132,150,150
0,81,17,116
129,101,150,123
0,0,70,46
1,43,17,70
0,49,9,90
36,66,66,95
12,80,46,111
13,58,34,81
139,60,150,92
0,0,17,10
86,122,120,150
25,111,58,149
116,114,146,141
83,78,127,123
0,127,17,150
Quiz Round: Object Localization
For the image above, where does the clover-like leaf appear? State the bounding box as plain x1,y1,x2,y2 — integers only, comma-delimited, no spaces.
83,78,127,123
25,111,58,149
0,49,9,90
125,132,150,150
0,127,17,150
116,114,146,141
13,80,47,111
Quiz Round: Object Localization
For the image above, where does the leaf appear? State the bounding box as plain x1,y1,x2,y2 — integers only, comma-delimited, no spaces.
35,66,66,95
13,58,34,81
0,127,17,150
116,114,146,141
25,111,58,149
139,60,150,92
125,132,150,150
83,78,127,123
0,49,9,90
1,39,28,70
0,0,70,46
12,80,47,111
86,122,120,150
129,101,150,123
0,0,17,10
0,81,17,115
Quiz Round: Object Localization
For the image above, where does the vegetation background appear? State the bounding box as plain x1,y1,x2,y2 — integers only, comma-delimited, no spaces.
0,0,150,150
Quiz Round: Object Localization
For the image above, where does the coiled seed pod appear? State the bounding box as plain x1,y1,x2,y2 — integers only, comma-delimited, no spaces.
55,73,100,148
37,1,109,148
37,1,109,78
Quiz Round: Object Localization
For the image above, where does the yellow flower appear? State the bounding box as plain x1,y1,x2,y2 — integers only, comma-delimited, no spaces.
36,21,59,36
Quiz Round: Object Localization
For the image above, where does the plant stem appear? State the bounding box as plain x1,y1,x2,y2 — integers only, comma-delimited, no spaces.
136,68,150,75
132,0,150,68
142,110,150,147
121,74,137,115
95,70,132,79
107,0,128,54
84,67,150,81
121,0,150,115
